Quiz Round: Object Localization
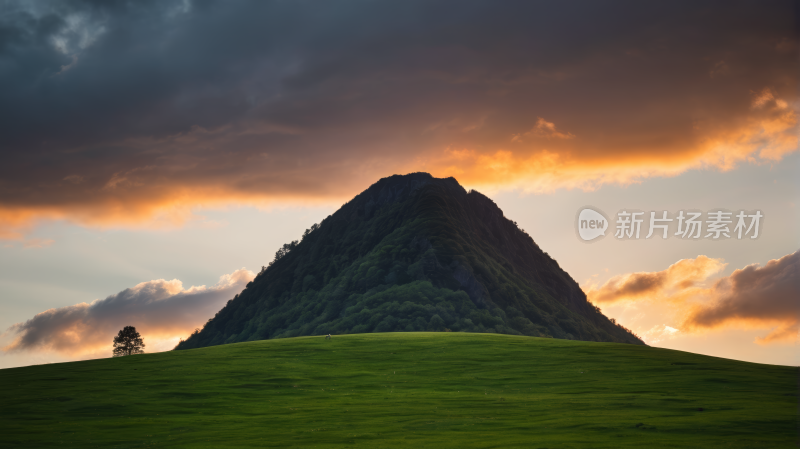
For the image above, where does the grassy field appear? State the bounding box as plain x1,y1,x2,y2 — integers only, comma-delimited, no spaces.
0,333,796,448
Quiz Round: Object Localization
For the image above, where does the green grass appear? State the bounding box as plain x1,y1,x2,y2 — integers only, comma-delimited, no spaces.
0,333,796,448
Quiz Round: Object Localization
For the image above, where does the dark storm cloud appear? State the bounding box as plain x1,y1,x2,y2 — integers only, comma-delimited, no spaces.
0,0,796,235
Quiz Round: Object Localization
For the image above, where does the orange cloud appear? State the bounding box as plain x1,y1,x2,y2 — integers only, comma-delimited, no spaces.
1,2,796,239
684,251,800,343
426,91,797,193
585,256,727,304
531,117,575,139
511,117,575,142
0,86,795,241
584,251,800,345
0,185,345,242
1,268,255,357
1,89,795,240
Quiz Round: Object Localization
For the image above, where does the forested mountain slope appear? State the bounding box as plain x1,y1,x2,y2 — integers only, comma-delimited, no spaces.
176,173,643,350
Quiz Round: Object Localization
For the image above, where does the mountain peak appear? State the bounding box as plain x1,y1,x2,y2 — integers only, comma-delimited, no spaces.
176,173,643,350
346,173,465,218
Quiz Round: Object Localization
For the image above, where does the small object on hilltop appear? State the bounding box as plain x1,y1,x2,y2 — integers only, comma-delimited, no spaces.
112,326,145,357
325,334,332,340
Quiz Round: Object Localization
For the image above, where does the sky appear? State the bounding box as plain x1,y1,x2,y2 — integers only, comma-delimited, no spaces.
0,0,797,368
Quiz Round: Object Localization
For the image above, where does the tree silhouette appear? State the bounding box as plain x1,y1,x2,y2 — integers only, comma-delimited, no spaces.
112,326,145,357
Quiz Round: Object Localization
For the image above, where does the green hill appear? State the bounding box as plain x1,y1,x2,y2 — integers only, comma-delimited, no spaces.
1,333,795,448
177,173,642,350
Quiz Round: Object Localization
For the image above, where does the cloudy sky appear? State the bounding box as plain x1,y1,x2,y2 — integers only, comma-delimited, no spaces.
0,0,797,368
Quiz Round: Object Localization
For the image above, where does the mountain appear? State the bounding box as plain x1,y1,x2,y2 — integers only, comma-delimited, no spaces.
176,173,643,350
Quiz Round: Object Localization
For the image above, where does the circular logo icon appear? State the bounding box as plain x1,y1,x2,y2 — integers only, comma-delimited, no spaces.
576,207,609,242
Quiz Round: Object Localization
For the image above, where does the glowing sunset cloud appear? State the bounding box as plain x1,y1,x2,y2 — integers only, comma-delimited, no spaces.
1,269,255,357
0,2,796,239
585,251,800,344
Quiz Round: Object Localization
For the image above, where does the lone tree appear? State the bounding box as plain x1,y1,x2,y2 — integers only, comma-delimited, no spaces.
112,326,145,357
